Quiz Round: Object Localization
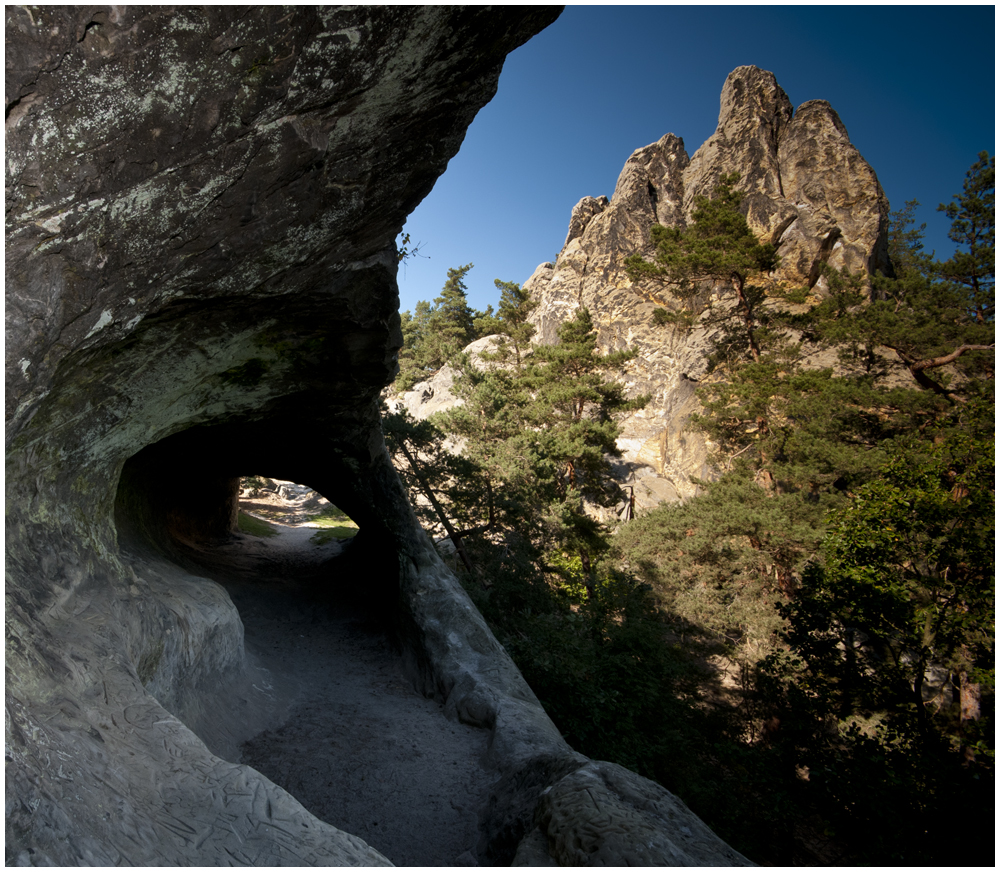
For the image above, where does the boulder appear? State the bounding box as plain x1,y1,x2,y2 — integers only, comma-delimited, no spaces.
397,364,463,421
514,761,753,866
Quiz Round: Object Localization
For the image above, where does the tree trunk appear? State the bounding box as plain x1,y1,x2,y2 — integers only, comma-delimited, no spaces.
396,436,475,574
732,274,760,362
580,549,594,597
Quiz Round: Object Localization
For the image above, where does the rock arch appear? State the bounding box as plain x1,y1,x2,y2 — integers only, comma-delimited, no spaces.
6,7,749,865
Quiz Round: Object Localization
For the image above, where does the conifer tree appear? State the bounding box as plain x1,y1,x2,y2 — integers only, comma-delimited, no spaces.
626,173,780,362
809,159,995,406
474,279,538,365
521,308,646,499
934,151,994,324
396,300,434,390
422,263,477,368
395,264,484,390
437,306,647,591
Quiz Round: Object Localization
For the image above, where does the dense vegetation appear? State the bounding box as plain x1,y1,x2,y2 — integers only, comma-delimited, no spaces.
387,154,994,865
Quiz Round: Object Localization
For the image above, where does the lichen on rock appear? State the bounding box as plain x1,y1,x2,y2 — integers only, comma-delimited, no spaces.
6,8,766,867
4,6,568,866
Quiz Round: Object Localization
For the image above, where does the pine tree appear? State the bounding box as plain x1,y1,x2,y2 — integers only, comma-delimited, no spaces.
474,279,538,365
396,300,434,390
786,426,994,743
394,264,483,390
806,156,995,406
626,173,781,362
382,403,489,574
518,308,648,585
436,306,648,592
426,263,477,364
521,308,645,498
934,151,994,324
886,199,931,278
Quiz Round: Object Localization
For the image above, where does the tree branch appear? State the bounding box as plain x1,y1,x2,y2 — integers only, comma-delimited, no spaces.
394,436,474,574
888,343,994,404
908,344,994,373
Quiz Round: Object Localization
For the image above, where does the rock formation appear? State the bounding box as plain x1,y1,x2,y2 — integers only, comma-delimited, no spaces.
5,7,750,867
525,65,891,507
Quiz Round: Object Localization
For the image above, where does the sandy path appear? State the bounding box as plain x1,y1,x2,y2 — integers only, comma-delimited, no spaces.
184,505,495,866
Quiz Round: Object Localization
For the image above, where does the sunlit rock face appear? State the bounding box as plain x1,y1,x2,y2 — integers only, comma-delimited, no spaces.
526,65,891,509
5,6,572,865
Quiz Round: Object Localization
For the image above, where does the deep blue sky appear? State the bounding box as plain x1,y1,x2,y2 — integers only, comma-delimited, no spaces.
397,5,995,314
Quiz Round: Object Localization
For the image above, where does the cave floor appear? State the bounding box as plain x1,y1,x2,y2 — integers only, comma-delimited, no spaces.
177,499,494,867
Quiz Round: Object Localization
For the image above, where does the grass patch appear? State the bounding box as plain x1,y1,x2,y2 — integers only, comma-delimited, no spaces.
313,504,354,524
310,525,359,545
238,511,280,538
308,503,358,544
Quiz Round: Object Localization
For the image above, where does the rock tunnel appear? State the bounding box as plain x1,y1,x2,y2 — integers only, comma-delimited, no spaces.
6,6,751,866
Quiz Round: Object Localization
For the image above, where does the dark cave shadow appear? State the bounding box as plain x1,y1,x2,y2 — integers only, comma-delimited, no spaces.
165,525,494,867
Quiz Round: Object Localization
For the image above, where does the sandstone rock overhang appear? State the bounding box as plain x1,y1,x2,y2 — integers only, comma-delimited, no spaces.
6,7,751,866
5,7,567,865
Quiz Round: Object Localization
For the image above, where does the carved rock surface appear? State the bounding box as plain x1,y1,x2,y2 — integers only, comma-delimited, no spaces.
6,6,752,868
525,65,890,505
5,6,569,866
514,761,753,866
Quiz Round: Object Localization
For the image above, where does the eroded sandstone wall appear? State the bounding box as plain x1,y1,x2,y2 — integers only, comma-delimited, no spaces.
6,7,755,867
525,66,891,508
5,7,564,865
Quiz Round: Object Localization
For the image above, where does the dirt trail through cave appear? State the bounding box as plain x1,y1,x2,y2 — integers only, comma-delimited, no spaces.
185,488,495,866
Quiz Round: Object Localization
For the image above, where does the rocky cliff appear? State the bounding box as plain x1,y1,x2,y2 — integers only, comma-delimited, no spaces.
5,7,751,867
524,66,891,507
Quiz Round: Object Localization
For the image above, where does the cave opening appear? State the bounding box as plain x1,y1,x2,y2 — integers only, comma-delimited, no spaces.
235,475,360,547
112,424,495,866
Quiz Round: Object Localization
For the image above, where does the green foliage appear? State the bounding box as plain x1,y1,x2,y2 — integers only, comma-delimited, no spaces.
501,571,702,767
626,173,782,362
437,306,648,586
650,306,695,329
240,475,273,496
464,547,808,863
615,470,822,657
431,263,478,353
384,157,995,865
396,300,433,391
520,308,648,499
382,404,488,544
611,155,996,863
237,511,279,538
748,427,996,865
396,231,425,263
395,264,490,390
474,279,538,365
784,428,995,746
804,163,995,404
933,151,994,324
886,198,931,277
